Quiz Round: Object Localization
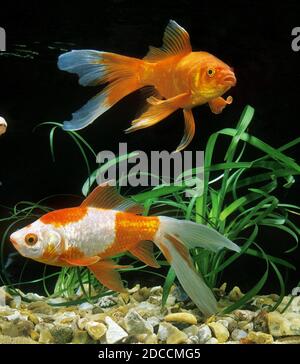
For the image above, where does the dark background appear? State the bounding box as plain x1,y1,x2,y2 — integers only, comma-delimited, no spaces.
0,0,299,293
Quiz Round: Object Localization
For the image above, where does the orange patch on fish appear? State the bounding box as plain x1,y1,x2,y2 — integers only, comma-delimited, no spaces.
101,212,159,257
40,207,88,227
60,246,84,260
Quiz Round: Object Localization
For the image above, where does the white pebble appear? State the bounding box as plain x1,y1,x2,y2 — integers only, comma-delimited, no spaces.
206,337,219,344
79,302,94,311
105,316,128,344
0,117,7,136
231,328,247,341
197,324,212,343
217,319,229,329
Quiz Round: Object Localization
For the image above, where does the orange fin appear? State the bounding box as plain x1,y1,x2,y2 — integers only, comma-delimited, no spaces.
81,182,143,214
144,20,192,61
58,51,144,131
175,109,196,152
60,255,100,266
136,86,163,115
130,241,160,268
125,93,189,133
88,259,130,292
209,96,233,114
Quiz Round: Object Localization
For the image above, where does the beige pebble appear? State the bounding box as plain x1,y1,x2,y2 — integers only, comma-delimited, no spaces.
229,286,244,302
77,317,88,330
86,321,107,340
0,334,37,344
275,336,300,344
247,331,274,344
27,312,40,325
208,322,230,343
72,330,91,344
144,334,158,344
164,312,197,325
158,322,188,344
267,311,300,337
30,330,40,341
36,325,54,344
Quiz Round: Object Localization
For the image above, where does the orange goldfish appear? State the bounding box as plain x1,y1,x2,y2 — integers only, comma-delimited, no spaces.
58,20,236,151
10,183,239,315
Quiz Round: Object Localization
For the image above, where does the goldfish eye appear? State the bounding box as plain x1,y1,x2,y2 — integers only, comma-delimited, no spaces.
25,233,38,246
207,68,215,77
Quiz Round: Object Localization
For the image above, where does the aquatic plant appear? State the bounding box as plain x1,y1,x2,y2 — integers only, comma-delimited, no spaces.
1,105,299,313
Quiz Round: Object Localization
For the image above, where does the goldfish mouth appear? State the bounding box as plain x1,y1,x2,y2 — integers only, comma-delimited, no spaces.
10,236,18,248
223,74,237,87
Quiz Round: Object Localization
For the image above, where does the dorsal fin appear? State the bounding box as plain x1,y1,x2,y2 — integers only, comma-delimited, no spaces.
144,20,192,61
81,182,143,214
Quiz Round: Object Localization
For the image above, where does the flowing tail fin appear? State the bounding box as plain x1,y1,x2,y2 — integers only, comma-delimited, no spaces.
58,50,145,130
154,217,240,316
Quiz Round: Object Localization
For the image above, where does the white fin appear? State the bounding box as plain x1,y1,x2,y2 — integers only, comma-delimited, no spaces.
159,216,240,252
156,233,217,316
153,217,240,315
58,50,108,86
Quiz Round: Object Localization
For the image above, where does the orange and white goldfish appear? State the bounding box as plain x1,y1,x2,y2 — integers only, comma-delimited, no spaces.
10,183,239,315
58,20,236,151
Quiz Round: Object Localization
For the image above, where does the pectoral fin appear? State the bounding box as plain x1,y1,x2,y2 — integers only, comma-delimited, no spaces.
209,96,233,114
88,259,131,292
175,109,196,152
125,93,189,133
130,241,160,268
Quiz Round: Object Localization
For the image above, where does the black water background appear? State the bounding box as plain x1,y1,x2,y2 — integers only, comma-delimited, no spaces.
0,0,299,295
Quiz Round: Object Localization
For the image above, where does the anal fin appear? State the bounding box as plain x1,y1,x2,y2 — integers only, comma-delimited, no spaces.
130,241,160,268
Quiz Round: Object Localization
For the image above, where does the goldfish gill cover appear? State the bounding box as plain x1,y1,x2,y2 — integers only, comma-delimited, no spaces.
0,0,299,352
